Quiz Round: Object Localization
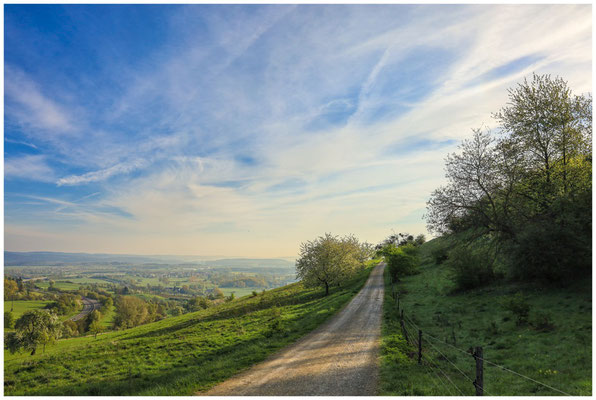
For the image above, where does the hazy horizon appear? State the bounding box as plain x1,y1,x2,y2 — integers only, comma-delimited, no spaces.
4,4,592,257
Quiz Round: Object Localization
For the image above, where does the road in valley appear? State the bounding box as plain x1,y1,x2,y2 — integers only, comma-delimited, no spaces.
201,262,386,396
69,297,101,321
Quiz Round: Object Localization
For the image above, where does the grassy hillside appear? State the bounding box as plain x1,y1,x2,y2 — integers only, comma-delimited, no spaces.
379,238,591,396
4,261,377,396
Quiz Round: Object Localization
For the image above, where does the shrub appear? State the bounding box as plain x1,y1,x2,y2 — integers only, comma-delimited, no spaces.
445,245,495,290
4,311,15,329
502,292,530,325
532,311,555,332
251,291,258,297
385,244,419,282
431,246,449,265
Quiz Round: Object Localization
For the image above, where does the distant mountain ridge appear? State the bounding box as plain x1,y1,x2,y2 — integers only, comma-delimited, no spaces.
4,251,295,268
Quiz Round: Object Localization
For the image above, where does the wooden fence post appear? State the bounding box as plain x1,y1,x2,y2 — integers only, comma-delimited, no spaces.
473,346,484,396
418,330,422,364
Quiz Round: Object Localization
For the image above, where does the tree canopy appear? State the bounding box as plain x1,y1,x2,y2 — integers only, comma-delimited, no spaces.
5,310,62,355
426,74,591,283
296,233,372,296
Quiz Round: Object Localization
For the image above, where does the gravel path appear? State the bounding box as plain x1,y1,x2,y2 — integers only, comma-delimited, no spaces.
201,262,386,396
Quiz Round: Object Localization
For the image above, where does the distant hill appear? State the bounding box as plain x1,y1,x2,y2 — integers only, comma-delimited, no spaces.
206,258,294,268
4,251,295,268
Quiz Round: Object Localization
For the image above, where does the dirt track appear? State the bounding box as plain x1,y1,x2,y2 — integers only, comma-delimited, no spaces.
201,262,385,396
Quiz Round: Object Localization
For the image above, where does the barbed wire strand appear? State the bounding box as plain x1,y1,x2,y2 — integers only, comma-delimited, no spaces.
402,313,572,396
402,318,489,396
422,352,466,396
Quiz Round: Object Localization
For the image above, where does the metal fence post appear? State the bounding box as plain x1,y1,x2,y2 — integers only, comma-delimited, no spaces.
473,346,484,396
418,330,422,364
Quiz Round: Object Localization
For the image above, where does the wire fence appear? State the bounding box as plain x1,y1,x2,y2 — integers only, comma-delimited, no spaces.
390,286,573,396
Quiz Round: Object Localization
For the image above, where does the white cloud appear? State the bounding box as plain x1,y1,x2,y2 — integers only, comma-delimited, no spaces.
5,66,76,134
57,159,149,186
4,155,55,182
5,5,592,256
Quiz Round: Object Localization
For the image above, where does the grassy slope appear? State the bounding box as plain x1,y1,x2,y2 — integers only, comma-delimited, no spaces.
379,238,592,396
4,261,377,396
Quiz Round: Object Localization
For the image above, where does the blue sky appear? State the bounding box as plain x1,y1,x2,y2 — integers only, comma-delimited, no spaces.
4,4,592,257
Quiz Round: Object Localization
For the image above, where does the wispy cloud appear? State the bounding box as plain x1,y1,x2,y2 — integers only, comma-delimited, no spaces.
4,4,591,256
5,155,55,182
57,159,149,186
5,66,76,134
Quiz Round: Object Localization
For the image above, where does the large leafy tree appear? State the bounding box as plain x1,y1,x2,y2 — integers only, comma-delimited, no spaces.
5,310,62,355
427,74,591,282
4,278,18,312
296,233,370,296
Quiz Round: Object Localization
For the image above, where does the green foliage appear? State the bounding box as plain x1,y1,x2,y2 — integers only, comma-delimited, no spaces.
531,311,555,332
4,264,374,395
62,320,79,337
5,310,62,355
113,296,156,329
380,239,591,396
213,288,225,300
384,244,419,282
251,291,258,297
445,244,496,290
4,278,18,303
185,296,210,312
5,311,15,329
296,233,371,296
47,293,80,316
502,292,531,325
426,74,592,284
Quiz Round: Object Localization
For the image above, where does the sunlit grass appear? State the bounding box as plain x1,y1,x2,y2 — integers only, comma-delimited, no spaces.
4,261,378,395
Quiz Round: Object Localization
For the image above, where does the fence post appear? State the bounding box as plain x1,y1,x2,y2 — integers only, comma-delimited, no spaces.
473,346,484,396
418,330,422,364
400,310,409,343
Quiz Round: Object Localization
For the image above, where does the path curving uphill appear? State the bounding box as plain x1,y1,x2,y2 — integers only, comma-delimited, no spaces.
201,262,386,396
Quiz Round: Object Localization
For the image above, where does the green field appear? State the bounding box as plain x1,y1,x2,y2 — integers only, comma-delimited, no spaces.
4,261,377,395
379,239,591,396
5,300,83,324
35,281,83,291
4,300,52,319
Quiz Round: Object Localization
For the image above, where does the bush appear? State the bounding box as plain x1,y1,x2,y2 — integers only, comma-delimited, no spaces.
502,292,530,325
445,245,495,291
251,291,258,297
385,244,419,282
4,311,15,329
531,311,555,332
431,246,449,265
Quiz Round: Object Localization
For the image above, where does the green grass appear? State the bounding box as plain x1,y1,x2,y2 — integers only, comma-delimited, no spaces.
379,238,592,396
4,300,83,326
35,281,82,291
4,262,377,395
4,300,52,320
100,305,116,329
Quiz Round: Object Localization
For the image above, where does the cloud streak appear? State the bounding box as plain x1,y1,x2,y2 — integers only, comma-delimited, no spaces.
4,4,592,256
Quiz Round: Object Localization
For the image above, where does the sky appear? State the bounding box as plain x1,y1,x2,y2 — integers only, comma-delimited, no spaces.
4,4,592,258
